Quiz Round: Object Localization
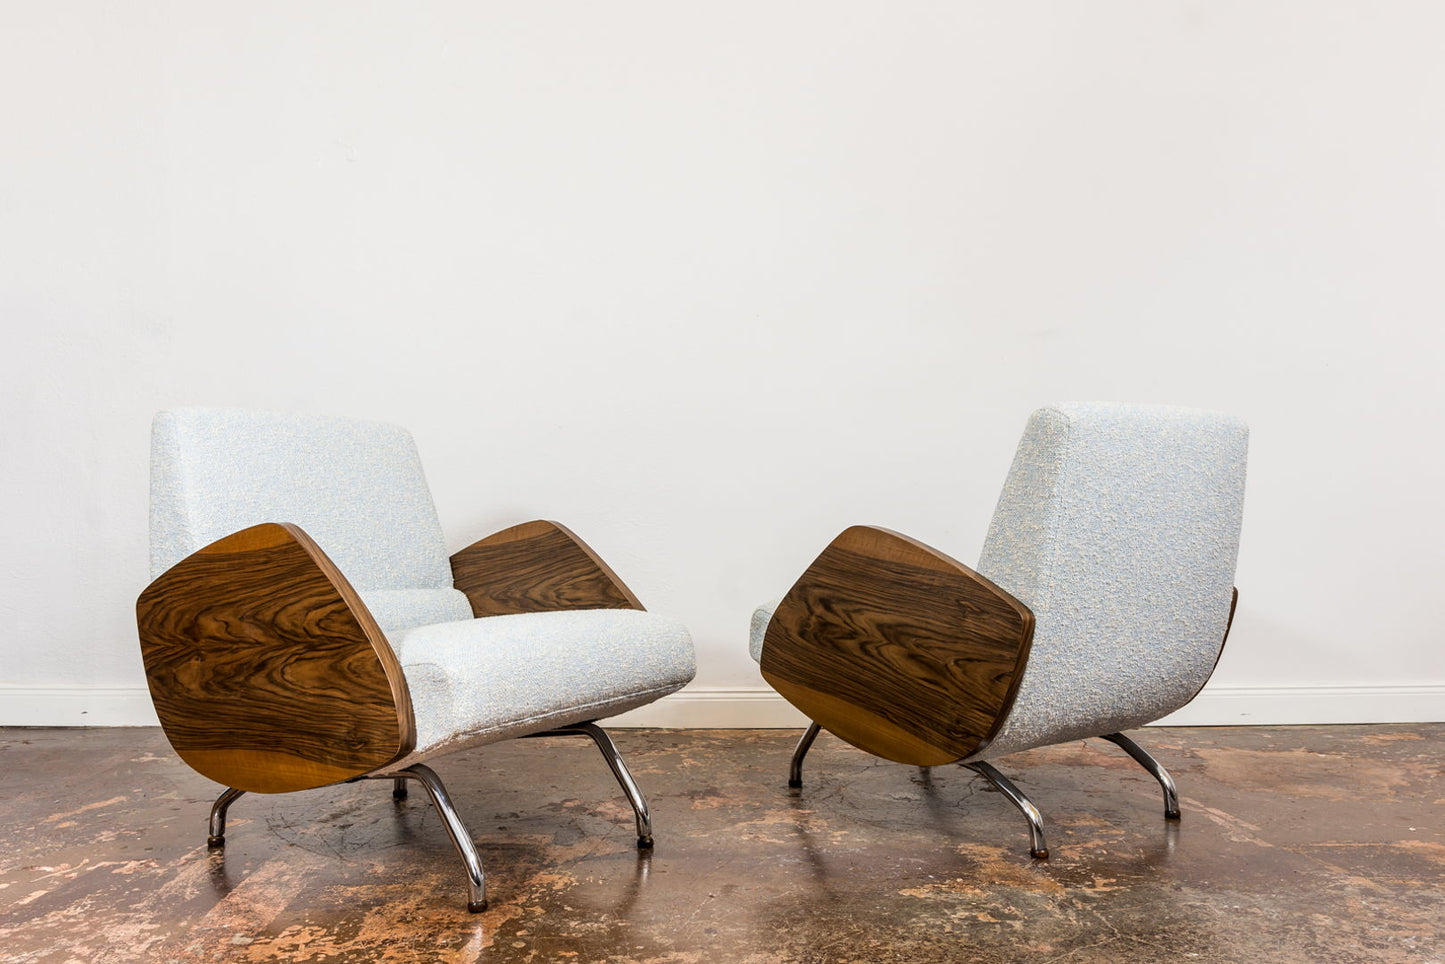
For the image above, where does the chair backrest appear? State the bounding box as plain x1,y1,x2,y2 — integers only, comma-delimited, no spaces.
973,402,1248,759
150,409,471,633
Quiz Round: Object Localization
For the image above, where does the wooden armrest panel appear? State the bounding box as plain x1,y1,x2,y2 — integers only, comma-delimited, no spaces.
450,520,644,617
760,525,1034,767
136,523,414,793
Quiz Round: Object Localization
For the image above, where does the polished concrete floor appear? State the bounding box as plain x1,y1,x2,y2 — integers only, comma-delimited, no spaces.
0,725,1441,963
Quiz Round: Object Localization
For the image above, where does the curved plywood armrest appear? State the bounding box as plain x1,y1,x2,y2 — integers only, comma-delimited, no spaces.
136,523,414,794
760,525,1034,767
450,520,645,617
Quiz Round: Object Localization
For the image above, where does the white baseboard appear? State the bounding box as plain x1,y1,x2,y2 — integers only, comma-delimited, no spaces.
1,687,161,727
1154,683,1445,726
611,684,1445,728
2,683,1441,729
604,688,814,728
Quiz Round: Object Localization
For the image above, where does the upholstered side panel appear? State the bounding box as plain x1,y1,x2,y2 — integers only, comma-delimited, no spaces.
381,608,696,769
150,409,454,592
749,599,781,663
967,402,1247,761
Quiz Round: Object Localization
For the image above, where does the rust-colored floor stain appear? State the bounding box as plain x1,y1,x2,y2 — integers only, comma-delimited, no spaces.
1,725,1441,963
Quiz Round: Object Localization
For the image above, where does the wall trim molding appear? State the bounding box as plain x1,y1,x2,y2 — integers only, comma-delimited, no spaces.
1,687,162,727
1152,683,1445,727
2,683,1442,729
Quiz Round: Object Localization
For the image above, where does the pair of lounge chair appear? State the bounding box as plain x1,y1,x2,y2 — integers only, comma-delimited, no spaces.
136,403,1247,911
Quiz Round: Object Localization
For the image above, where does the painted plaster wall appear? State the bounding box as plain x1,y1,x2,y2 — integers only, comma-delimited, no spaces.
2,2,1442,724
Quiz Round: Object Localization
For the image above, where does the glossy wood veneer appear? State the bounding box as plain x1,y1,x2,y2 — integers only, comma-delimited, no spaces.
760,526,1034,767
450,520,644,616
136,523,413,794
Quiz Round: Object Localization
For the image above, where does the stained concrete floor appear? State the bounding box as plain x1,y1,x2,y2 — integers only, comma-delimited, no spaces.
0,725,1440,963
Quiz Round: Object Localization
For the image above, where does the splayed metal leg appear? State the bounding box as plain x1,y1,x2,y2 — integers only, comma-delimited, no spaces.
543,722,655,849
789,722,822,790
964,761,1049,859
370,765,487,913
206,787,246,849
392,777,408,801
1101,732,1181,820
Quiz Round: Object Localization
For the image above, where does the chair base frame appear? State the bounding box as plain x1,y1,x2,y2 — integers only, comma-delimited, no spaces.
1099,731,1181,819
787,721,1182,860
963,761,1049,859
520,721,655,848
787,721,822,790
205,720,652,913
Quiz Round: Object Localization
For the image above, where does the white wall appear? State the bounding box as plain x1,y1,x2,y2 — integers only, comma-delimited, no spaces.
3,1,1442,726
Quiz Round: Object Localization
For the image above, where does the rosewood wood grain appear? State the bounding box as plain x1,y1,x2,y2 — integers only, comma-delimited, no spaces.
760,526,1034,767
136,523,413,794
450,520,644,617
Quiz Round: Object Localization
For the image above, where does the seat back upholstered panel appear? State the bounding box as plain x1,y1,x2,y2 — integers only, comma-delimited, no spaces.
150,410,473,632
969,403,1248,761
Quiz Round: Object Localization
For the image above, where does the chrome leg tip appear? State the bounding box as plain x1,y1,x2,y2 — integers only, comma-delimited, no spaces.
392,787,408,801
206,835,225,849
467,900,489,914
637,835,654,850
1030,848,1049,860
1165,809,1181,821
787,779,803,790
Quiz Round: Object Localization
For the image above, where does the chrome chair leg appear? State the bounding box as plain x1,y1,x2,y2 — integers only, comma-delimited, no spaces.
371,765,488,913
964,761,1049,859
789,721,823,790
545,722,655,848
206,787,246,849
392,777,408,801
1101,732,1181,820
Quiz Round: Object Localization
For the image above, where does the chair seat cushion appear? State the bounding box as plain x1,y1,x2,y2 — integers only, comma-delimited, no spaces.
383,608,695,769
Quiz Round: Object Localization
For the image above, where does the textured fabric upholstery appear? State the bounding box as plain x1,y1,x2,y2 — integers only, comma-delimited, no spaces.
752,402,1247,762
963,402,1246,761
749,599,780,663
382,608,696,770
150,409,453,591
359,588,476,636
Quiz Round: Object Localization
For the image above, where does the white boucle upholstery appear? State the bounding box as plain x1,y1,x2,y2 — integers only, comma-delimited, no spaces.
150,409,454,593
150,407,696,764
963,402,1246,760
751,402,1247,763
382,608,695,770
359,588,476,636
748,599,779,663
